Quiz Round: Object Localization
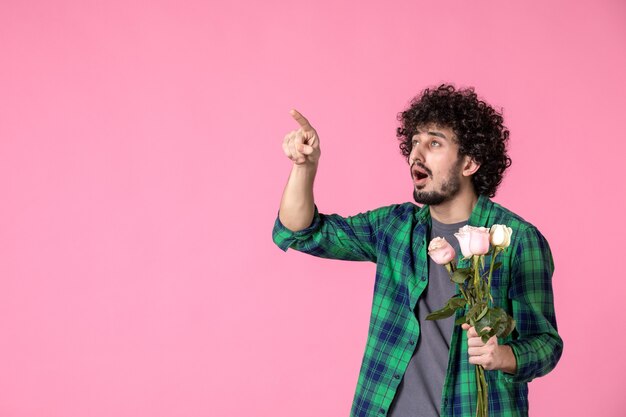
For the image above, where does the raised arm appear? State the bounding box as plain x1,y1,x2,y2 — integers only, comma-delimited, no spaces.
274,110,397,262
279,109,321,232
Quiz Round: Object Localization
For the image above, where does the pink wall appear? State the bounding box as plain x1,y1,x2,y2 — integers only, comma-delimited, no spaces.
1,1,625,416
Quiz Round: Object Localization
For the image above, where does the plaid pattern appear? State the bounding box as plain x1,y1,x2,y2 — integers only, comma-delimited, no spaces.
272,195,562,417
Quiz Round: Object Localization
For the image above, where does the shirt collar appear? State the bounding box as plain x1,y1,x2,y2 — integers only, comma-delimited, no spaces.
468,194,494,227
414,194,493,226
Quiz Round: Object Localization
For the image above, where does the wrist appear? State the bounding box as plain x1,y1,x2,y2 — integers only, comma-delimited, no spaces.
293,161,318,171
291,162,318,181
497,344,517,375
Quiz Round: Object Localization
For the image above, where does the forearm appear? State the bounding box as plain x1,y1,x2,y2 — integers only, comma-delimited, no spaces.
503,331,562,383
500,225,562,382
278,163,318,231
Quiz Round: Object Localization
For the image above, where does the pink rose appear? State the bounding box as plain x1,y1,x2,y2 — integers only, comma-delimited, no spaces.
469,226,491,255
454,225,473,258
428,237,456,265
455,225,491,257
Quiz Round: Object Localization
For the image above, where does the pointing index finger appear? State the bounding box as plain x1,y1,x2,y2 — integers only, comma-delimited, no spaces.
290,109,313,131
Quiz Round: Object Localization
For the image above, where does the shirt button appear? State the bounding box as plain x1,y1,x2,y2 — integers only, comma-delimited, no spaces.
379,408,386,414
394,374,400,379
421,276,426,281
409,340,415,345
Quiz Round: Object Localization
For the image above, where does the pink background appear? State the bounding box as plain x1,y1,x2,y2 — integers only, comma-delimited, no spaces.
1,1,625,416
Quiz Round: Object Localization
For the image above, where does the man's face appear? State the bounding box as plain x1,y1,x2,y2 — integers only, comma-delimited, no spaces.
409,124,465,206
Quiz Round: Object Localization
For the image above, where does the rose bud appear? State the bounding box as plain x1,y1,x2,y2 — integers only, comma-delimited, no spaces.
428,237,456,265
490,224,513,249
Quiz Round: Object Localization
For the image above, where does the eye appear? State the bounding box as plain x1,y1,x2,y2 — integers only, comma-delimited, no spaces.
431,140,441,147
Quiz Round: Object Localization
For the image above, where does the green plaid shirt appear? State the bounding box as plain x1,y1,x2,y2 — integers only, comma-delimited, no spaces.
272,195,562,417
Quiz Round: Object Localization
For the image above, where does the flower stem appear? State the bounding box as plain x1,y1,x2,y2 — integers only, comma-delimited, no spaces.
475,365,488,417
473,256,481,301
486,247,501,306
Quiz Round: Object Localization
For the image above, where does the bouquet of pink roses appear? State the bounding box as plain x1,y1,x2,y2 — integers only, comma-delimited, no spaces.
426,224,515,417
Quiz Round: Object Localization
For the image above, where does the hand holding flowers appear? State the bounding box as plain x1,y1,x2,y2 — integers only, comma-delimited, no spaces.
426,224,515,417
462,324,516,374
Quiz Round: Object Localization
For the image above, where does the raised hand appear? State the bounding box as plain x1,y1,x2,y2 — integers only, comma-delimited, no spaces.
282,109,321,166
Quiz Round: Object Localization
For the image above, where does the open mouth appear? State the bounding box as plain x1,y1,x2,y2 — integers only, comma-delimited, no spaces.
412,165,430,184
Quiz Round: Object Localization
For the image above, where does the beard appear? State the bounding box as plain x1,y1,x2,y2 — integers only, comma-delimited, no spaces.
412,158,463,206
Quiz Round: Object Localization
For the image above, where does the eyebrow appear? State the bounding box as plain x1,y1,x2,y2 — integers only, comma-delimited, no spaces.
414,129,448,140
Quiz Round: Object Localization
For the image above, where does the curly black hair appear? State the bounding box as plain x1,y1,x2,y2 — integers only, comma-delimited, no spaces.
397,84,512,197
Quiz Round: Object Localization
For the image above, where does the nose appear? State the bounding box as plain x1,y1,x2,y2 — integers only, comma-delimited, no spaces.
409,142,424,166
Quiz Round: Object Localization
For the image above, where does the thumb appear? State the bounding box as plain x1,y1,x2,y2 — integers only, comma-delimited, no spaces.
298,144,314,155
461,323,471,331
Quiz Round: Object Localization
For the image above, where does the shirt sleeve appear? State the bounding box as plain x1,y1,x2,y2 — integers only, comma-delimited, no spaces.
272,204,398,263
503,225,564,383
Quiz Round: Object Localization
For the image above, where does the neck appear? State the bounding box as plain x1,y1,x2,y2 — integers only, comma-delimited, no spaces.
429,187,479,224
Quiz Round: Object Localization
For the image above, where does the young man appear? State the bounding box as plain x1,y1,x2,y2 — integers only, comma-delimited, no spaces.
272,84,562,417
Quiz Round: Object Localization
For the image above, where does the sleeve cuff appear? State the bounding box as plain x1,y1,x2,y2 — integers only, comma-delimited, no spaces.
272,206,321,252
501,340,534,384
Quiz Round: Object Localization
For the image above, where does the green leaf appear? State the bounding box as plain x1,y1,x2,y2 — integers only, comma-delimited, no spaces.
426,296,467,321
475,307,501,333
475,307,516,341
455,315,467,325
449,297,467,309
464,279,474,291
426,307,456,320
451,268,472,284
480,278,489,294
492,262,502,272
493,308,509,334
498,316,516,339
466,302,486,322
476,305,489,321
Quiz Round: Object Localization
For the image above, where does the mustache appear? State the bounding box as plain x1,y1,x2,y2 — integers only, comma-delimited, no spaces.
410,160,432,177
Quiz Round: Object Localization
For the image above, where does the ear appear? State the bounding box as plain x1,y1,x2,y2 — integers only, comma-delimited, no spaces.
461,155,480,177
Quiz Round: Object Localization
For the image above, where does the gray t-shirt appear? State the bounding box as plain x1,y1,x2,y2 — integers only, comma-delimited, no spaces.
388,217,467,417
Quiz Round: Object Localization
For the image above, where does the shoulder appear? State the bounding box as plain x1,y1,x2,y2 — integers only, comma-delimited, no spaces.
361,201,418,218
487,200,543,235
487,200,552,258
353,202,422,234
